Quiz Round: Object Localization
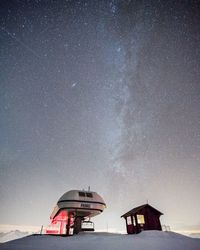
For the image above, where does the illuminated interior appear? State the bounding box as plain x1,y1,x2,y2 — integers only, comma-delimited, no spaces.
137,214,145,224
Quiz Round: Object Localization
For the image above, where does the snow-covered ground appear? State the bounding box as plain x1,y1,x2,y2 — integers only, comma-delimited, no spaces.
0,230,30,243
0,231,200,250
189,233,200,238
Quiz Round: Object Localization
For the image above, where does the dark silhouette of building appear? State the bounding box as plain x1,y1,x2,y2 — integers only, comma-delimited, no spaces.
121,204,163,234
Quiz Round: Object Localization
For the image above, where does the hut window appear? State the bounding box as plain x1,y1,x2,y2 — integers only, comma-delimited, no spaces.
86,193,93,198
79,192,86,197
137,214,145,224
127,216,132,225
132,216,136,226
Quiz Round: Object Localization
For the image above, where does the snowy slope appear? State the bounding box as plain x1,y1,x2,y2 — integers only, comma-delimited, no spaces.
0,231,200,250
0,230,30,243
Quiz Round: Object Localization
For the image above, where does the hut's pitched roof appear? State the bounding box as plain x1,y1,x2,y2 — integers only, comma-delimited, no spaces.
121,204,163,218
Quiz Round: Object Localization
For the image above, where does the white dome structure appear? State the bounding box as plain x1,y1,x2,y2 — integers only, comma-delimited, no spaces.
50,190,106,219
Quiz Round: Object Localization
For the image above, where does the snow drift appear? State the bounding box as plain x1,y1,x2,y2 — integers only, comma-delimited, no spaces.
0,231,200,250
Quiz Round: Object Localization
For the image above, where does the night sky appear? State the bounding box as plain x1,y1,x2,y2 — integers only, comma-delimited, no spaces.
0,0,200,232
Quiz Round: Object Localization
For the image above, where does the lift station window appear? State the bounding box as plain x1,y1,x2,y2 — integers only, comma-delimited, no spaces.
137,214,145,224
79,192,86,197
86,193,93,198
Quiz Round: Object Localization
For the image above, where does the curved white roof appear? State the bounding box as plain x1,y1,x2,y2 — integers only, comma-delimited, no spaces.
50,190,106,219
58,190,106,205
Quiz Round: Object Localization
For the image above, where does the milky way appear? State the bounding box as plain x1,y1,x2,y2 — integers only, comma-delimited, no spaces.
0,0,200,231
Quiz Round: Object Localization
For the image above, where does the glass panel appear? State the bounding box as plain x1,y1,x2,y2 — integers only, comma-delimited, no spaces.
79,192,86,197
86,193,93,198
137,214,145,224
127,216,132,225
132,216,136,226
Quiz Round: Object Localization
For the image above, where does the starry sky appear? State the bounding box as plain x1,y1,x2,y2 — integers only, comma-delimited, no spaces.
0,0,200,232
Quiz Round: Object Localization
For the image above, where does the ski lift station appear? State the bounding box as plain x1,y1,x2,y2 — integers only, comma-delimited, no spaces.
46,189,106,236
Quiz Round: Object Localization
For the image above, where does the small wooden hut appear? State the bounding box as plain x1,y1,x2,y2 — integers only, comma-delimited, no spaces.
121,204,163,234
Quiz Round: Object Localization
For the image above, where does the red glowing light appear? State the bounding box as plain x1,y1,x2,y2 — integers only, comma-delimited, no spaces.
46,210,74,235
